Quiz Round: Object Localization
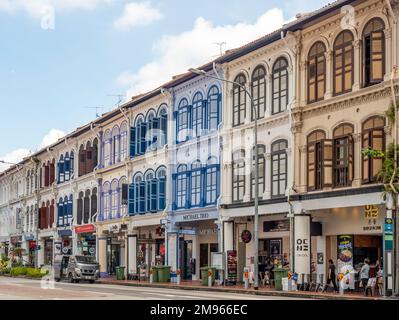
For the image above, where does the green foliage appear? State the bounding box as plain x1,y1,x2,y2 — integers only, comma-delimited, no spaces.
10,267,28,277
26,268,45,278
9,267,47,278
362,147,385,158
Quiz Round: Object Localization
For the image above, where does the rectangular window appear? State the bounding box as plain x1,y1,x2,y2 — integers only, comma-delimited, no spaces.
122,184,128,206
191,170,201,207
158,178,166,211
206,166,218,205
176,174,187,209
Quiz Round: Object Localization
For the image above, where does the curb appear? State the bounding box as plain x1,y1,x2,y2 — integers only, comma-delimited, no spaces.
96,280,381,301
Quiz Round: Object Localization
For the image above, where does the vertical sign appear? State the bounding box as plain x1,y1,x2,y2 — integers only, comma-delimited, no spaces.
294,215,311,276
385,218,393,251
226,250,238,285
337,235,354,271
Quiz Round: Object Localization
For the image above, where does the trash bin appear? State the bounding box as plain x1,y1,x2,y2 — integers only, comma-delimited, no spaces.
273,268,288,291
116,266,126,281
158,266,171,283
151,267,159,283
200,267,216,286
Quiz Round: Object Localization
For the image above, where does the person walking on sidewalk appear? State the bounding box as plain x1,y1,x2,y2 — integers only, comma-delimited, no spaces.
360,259,370,291
323,259,338,293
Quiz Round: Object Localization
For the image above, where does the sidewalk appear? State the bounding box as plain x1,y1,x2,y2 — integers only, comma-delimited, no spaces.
96,277,387,300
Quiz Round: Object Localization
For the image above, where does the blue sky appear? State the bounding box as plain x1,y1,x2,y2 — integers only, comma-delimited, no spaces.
0,0,328,170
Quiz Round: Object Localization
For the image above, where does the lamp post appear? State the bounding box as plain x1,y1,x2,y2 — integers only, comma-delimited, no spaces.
188,67,260,290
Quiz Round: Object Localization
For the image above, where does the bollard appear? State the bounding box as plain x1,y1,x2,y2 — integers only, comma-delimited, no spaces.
208,269,213,288
177,269,181,285
244,268,249,289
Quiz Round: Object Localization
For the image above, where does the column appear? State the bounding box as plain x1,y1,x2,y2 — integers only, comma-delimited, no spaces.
245,82,251,125
352,133,362,188
167,232,178,272
294,214,311,282
37,239,45,267
98,236,108,277
191,235,199,281
384,28,392,81
316,236,326,284
127,235,137,274
298,145,308,193
324,50,333,99
299,60,307,107
353,40,361,91
264,152,271,199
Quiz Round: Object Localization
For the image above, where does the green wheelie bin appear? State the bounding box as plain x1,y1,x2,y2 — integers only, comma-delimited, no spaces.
151,266,159,283
116,266,126,280
158,266,171,283
200,267,216,286
273,268,288,291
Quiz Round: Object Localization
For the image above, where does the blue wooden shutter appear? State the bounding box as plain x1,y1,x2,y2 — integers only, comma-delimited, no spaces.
160,114,167,146
158,178,166,211
150,179,158,212
146,180,151,213
128,184,135,215
139,181,146,214
68,199,73,225
130,127,137,157
140,123,148,154
57,203,62,227
152,117,160,148
134,183,140,214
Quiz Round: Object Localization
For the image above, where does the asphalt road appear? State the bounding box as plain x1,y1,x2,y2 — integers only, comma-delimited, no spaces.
0,276,304,300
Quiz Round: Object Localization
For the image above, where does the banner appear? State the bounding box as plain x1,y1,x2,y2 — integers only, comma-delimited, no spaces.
337,235,354,271
294,215,310,276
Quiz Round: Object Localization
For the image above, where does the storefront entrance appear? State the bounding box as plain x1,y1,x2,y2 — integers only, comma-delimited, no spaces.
44,239,53,265
107,242,121,276
180,239,193,280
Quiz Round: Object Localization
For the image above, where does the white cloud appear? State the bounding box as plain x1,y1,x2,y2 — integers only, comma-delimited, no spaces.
113,1,162,31
0,0,113,18
0,149,31,172
0,129,66,173
117,8,286,98
38,129,66,149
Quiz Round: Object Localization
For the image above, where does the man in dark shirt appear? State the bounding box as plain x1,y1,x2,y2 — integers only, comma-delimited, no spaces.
323,259,338,293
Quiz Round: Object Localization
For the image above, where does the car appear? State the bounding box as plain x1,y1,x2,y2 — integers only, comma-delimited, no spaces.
53,255,100,283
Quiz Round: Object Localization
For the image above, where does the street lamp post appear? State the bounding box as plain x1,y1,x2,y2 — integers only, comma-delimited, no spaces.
188,67,260,290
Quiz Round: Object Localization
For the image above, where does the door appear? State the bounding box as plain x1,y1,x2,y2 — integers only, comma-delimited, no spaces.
237,241,246,282
181,240,193,280
107,242,121,276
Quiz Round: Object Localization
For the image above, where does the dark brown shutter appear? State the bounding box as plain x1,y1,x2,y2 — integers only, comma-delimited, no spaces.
371,129,384,181
86,147,93,174
362,131,370,182
79,150,86,177
348,135,354,183
322,139,333,187
38,208,42,229
50,205,54,228
307,144,316,191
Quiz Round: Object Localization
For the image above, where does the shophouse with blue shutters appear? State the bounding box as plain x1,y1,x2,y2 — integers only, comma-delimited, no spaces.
125,92,171,279
165,68,222,281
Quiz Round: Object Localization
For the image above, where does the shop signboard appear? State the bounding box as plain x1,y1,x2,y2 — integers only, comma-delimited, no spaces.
226,250,237,284
337,235,354,270
75,224,95,234
263,220,289,232
363,205,382,232
241,230,252,244
385,218,394,251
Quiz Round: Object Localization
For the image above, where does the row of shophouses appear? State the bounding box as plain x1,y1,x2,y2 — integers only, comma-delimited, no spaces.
0,0,398,288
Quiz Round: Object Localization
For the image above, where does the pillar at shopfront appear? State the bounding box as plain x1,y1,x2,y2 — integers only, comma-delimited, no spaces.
167,232,178,271
127,235,137,275
37,239,45,267
294,214,311,280
98,237,107,277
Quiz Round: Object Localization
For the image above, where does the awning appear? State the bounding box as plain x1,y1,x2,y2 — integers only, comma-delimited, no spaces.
58,229,72,237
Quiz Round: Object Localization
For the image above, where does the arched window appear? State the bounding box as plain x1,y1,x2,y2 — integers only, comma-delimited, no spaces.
308,42,326,103
119,178,128,217
112,126,120,165
192,92,204,138
363,18,385,86
103,130,112,168
92,139,98,169
158,105,168,147
205,157,220,205
77,191,84,224
333,124,354,187
177,98,190,143
86,141,94,174
111,180,119,218
233,74,246,127
91,188,98,222
191,160,202,207
251,66,266,120
146,110,157,151
102,183,110,220
272,57,289,114
334,31,354,95
251,145,266,199
84,190,91,224
362,116,385,183
156,166,166,211
232,150,245,202
176,164,188,209
207,85,221,131
307,130,331,191
120,122,128,161
271,140,288,197
58,155,65,183
64,152,70,181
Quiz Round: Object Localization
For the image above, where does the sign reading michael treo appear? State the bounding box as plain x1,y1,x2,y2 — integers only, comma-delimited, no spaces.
294,215,311,277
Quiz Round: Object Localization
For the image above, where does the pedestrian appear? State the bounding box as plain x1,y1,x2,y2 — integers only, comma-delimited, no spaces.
323,259,338,293
360,259,370,291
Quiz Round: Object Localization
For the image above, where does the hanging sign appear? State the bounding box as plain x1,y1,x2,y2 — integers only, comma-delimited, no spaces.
241,230,252,243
